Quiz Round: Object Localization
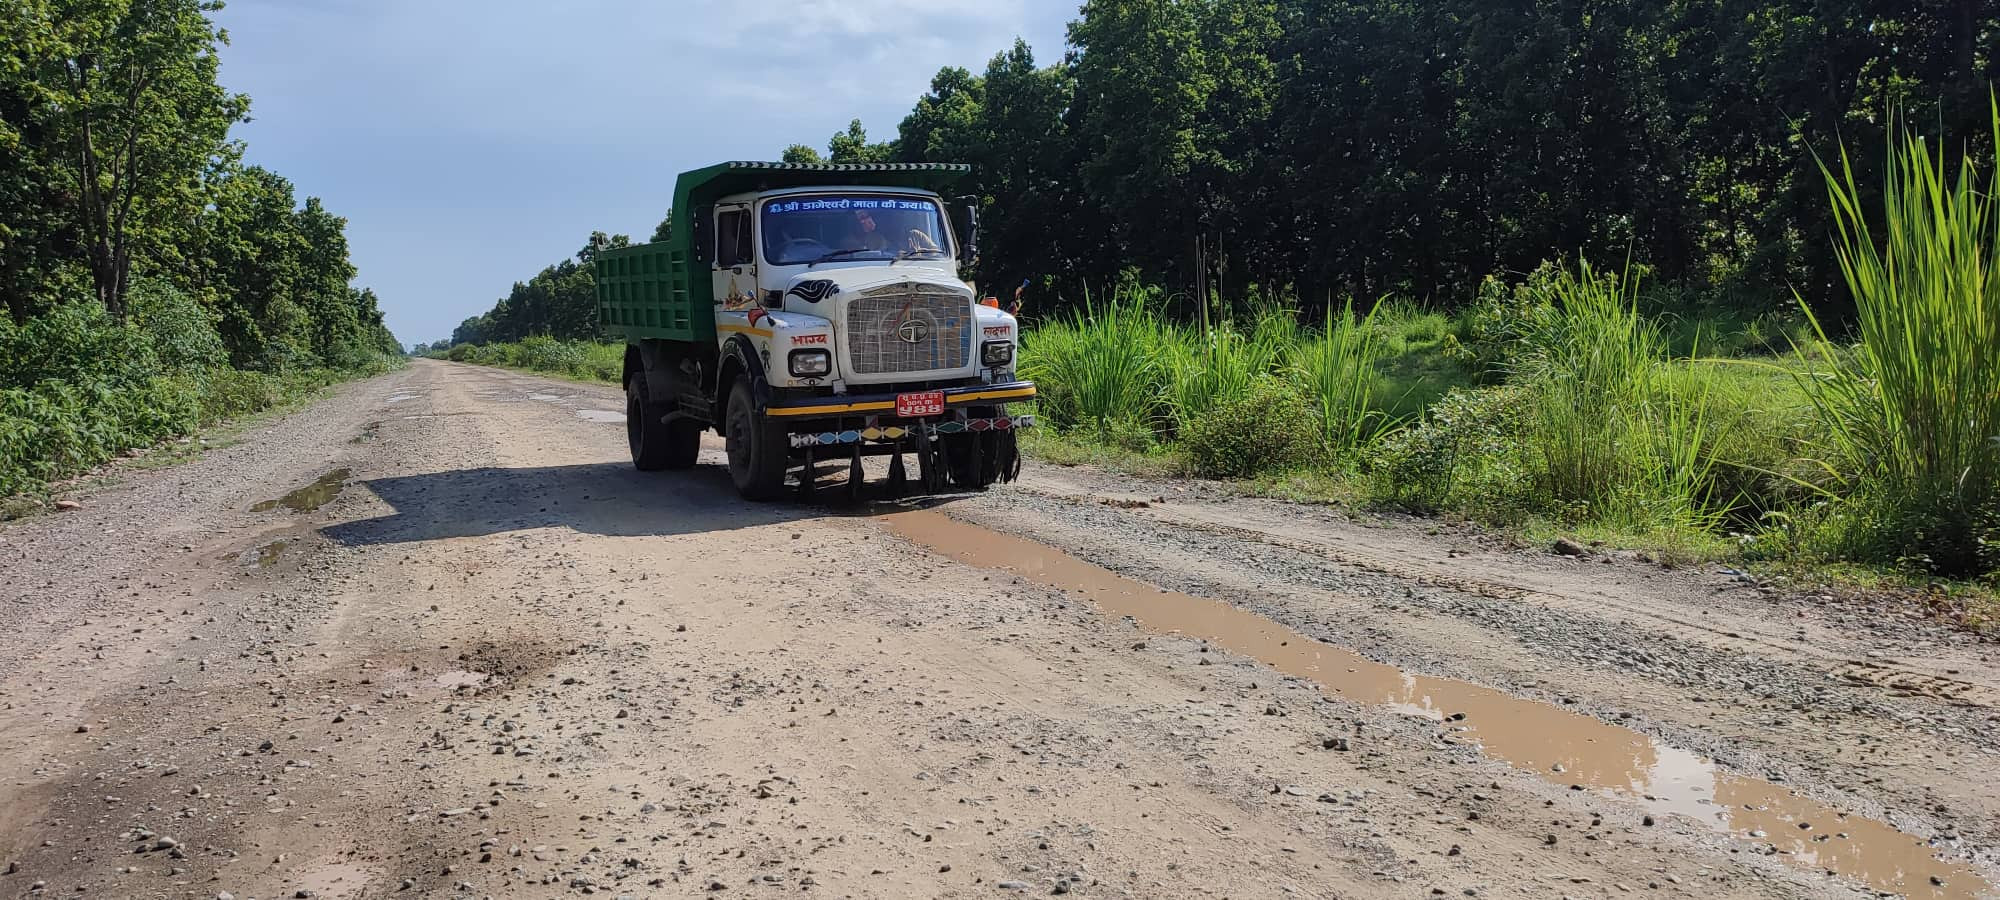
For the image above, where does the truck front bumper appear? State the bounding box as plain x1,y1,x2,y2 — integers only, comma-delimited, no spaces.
763,380,1035,419
768,380,1037,450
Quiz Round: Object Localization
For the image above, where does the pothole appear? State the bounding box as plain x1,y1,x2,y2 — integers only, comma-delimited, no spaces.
884,508,1990,900
252,468,351,513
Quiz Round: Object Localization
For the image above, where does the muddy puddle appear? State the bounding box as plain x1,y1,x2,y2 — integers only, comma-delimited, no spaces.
883,509,1991,900
251,468,350,513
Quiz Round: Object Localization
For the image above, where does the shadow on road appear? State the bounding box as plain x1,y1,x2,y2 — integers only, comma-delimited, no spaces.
322,461,955,546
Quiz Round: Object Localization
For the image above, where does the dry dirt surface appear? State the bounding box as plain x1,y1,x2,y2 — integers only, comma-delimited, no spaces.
2,358,1996,900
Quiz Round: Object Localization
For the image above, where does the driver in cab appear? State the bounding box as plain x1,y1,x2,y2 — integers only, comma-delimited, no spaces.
847,208,939,255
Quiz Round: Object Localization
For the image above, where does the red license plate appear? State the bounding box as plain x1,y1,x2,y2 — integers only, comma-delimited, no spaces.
895,390,946,418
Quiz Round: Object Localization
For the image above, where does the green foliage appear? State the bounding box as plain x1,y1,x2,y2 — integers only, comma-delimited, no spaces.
846,1,1999,322
1182,376,1316,478
128,279,226,371
0,296,394,499
0,1,400,500
6,0,248,317
441,339,623,385
1794,103,2000,577
1370,385,1536,517
1287,301,1391,454
1019,294,1171,442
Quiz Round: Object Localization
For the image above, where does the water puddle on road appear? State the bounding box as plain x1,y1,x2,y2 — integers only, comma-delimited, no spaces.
251,468,351,513
883,509,1990,900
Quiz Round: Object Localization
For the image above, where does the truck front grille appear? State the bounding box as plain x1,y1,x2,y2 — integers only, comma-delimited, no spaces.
844,285,972,376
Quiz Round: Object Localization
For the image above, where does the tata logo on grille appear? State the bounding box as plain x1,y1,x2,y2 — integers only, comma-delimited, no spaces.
896,318,929,344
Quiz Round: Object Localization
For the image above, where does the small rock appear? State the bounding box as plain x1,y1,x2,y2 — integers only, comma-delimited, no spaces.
54,500,81,511
1552,538,1589,557
1323,737,1350,752
997,881,1029,891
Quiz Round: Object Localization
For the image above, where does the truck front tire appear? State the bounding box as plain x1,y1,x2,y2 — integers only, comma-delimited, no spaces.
724,380,788,501
627,375,700,471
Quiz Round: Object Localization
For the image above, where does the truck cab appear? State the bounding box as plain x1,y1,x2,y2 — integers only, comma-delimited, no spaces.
595,162,1033,500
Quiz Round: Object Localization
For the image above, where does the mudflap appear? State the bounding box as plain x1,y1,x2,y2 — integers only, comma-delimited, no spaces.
995,429,1021,484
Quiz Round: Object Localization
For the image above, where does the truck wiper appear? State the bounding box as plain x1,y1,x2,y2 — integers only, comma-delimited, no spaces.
889,248,949,266
807,248,871,268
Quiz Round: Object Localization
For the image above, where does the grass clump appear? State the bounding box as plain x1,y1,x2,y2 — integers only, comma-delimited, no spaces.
1794,102,2000,577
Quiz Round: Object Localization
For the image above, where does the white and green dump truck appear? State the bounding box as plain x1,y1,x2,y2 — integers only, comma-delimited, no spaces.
594,162,1034,500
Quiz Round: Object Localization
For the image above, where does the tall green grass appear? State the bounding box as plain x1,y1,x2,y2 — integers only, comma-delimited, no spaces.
1797,100,2000,576
1289,301,1391,454
1019,294,1172,446
1020,290,1406,469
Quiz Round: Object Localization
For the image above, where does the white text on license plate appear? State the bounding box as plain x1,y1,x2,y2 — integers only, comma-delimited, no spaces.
895,391,946,418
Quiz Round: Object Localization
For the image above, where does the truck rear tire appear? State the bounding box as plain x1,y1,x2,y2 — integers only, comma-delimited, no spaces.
627,375,700,471
724,380,788,501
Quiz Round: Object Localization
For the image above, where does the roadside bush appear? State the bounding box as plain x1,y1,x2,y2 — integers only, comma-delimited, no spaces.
0,302,158,389
515,335,586,373
446,343,476,362
1182,376,1317,478
197,368,287,421
129,280,227,372
1369,384,1535,517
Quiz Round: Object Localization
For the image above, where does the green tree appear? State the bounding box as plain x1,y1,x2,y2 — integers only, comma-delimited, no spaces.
199,166,309,370
779,143,824,164
827,119,893,163
28,0,247,318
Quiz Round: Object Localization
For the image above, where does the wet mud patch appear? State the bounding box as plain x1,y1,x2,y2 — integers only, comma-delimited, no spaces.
252,539,287,567
884,508,1994,900
252,468,350,513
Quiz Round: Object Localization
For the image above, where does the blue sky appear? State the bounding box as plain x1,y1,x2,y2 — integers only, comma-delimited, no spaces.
213,0,1076,346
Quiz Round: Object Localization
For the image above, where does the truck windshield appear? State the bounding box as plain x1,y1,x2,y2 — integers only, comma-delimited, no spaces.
761,194,952,265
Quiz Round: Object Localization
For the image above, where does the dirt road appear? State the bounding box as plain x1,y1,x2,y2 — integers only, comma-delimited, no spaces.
2,359,1995,899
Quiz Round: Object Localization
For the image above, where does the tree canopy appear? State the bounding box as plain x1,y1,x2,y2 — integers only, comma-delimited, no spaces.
1,0,397,368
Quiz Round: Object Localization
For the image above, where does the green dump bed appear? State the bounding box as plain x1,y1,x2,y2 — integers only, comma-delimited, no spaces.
595,161,971,344
597,241,703,341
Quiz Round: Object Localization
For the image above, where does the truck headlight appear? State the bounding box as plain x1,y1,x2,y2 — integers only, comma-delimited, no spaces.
981,341,1014,367
788,349,831,377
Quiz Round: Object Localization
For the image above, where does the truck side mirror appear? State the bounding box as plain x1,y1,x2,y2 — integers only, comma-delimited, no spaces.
952,200,979,266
